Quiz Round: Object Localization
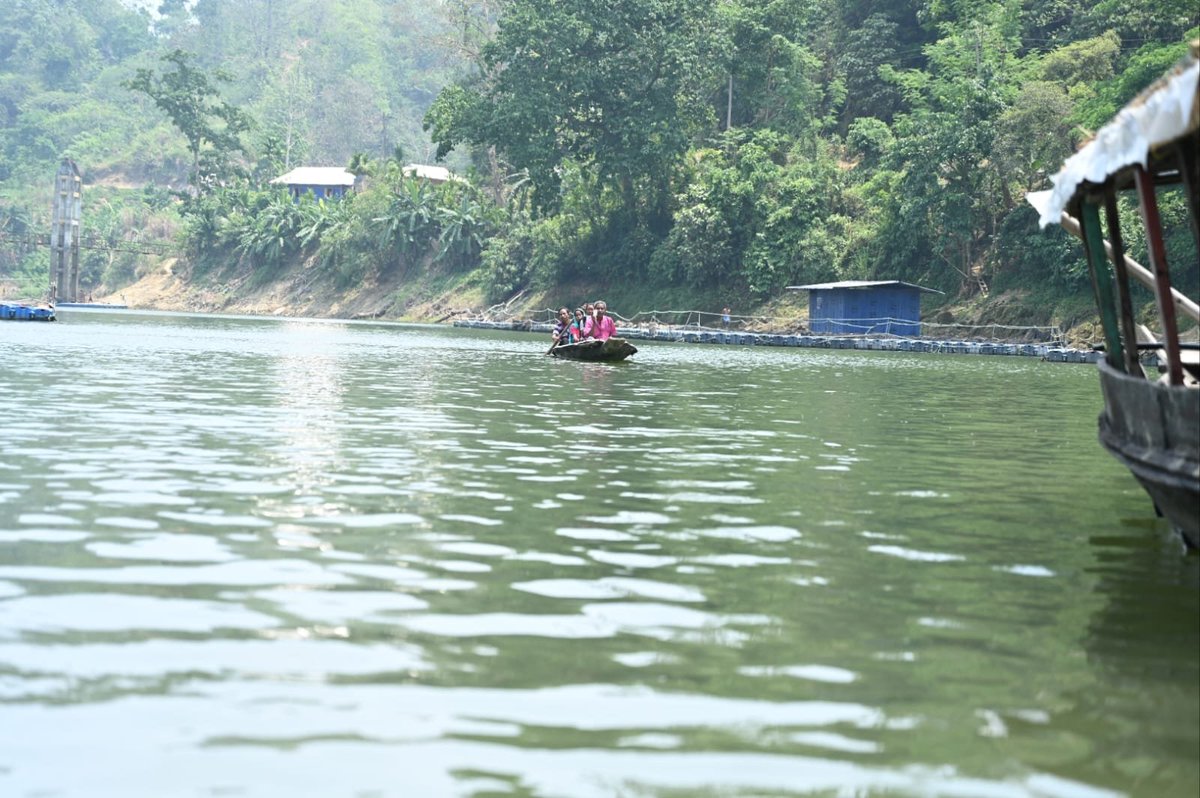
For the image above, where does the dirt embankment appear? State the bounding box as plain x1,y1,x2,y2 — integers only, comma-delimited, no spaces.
108,257,1106,343
107,256,495,323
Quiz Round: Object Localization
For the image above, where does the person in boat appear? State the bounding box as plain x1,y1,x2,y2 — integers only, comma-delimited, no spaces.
582,300,617,341
570,308,587,342
550,307,572,348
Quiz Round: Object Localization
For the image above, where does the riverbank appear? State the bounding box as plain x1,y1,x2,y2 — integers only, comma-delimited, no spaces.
104,254,1107,346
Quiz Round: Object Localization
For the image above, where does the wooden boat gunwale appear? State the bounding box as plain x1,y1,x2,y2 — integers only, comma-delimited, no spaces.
549,337,638,362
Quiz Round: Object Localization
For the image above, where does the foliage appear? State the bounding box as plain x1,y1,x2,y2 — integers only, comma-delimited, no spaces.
434,187,499,270
123,49,252,193
426,0,723,213
992,81,1076,203
1072,35,1197,132
372,176,439,267
480,212,587,304
989,203,1088,291
0,0,1195,325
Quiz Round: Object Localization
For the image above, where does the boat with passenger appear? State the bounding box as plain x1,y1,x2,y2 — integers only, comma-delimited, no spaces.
1028,42,1199,547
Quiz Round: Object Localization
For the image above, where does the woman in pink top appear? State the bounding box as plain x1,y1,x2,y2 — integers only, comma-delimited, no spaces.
583,301,617,340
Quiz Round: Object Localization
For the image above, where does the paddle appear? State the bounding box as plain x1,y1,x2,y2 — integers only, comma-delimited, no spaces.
546,325,572,354
549,311,587,354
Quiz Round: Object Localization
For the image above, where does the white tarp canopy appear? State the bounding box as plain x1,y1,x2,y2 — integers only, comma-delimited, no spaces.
1026,56,1198,228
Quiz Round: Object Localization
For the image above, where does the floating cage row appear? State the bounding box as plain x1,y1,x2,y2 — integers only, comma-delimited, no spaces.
0,303,56,321
454,319,1100,362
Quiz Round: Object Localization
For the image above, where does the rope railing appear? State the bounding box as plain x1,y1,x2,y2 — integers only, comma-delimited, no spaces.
493,306,1062,344
920,320,1065,345
0,231,179,257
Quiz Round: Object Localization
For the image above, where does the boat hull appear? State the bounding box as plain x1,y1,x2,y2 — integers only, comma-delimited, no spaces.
550,337,638,362
1096,360,1200,547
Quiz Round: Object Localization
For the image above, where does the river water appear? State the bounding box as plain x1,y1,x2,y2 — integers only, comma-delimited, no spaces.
0,310,1196,798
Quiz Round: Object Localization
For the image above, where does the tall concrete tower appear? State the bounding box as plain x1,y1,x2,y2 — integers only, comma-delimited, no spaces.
51,158,82,302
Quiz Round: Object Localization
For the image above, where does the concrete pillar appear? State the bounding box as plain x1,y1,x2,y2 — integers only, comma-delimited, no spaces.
51,158,82,302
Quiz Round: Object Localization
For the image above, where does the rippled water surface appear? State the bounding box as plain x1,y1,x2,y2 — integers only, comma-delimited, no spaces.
1,310,1196,797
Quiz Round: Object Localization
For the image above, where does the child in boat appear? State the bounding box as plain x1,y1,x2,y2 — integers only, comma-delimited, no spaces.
570,308,586,342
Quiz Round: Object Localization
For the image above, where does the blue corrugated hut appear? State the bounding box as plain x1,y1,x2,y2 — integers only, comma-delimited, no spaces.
786,280,943,336
270,167,358,201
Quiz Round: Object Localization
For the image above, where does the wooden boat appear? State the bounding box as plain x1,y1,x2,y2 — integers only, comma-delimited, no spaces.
549,337,638,361
1028,43,1199,547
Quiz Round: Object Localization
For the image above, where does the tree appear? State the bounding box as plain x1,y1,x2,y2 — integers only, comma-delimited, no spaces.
835,13,906,127
154,0,191,39
719,0,824,133
425,0,723,215
1037,30,1120,87
124,49,252,193
1072,0,1198,44
992,81,1075,208
879,5,1021,294
257,53,312,174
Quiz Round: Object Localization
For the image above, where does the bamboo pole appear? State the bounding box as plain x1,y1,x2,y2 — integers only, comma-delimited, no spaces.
1058,211,1200,323
1077,200,1124,367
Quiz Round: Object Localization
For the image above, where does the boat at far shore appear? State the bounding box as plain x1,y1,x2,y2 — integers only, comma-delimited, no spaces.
549,337,638,362
1028,42,1199,548
1,302,55,321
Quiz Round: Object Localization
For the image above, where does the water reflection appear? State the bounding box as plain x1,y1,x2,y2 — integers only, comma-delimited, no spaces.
0,311,1195,797
270,322,348,507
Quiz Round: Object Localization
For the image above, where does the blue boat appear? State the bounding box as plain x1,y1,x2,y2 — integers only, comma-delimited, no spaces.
0,302,56,321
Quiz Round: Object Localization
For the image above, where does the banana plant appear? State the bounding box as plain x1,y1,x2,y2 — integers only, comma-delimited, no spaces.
373,177,437,259
235,191,301,272
434,190,489,269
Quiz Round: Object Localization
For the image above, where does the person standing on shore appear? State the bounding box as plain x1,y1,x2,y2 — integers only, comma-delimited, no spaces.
722,306,732,329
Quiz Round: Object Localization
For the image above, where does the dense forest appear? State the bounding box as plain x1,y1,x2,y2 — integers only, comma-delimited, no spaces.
0,0,1196,327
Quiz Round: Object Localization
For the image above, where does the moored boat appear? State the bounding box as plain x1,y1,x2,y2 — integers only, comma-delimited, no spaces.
549,337,638,361
1028,43,1199,547
1,302,56,321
